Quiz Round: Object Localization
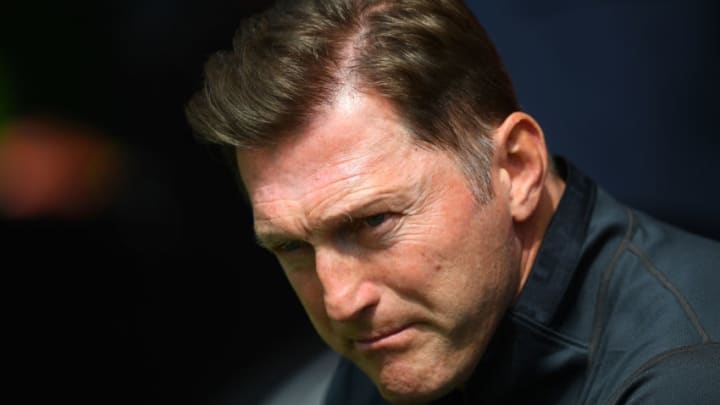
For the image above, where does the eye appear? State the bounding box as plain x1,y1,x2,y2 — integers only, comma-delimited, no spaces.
363,213,387,227
355,213,399,246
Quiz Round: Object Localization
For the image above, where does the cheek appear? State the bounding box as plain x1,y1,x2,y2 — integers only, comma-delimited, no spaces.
391,198,517,305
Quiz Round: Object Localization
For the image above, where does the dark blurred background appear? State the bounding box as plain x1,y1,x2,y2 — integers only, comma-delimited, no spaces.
2,1,718,404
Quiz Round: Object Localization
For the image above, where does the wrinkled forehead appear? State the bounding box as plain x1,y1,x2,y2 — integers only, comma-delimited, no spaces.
235,91,417,206
236,144,376,207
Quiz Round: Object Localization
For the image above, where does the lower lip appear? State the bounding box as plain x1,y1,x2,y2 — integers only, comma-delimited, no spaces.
355,325,416,351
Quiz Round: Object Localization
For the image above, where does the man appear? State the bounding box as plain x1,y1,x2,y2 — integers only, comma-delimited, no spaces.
184,0,720,403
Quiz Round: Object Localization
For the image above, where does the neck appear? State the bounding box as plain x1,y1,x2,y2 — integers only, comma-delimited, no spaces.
514,172,566,299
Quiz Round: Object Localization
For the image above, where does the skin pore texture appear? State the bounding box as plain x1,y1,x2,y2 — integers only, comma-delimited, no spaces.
236,90,565,404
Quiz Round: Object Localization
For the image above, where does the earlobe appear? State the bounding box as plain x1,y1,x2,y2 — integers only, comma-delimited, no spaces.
494,112,549,223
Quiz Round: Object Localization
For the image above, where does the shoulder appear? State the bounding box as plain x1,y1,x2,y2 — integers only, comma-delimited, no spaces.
623,206,720,338
604,343,720,405
253,350,392,405
590,188,720,340
578,189,720,404
323,358,392,405
260,348,341,405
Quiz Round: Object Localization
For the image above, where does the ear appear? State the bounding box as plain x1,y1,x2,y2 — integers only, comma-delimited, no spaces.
493,112,549,223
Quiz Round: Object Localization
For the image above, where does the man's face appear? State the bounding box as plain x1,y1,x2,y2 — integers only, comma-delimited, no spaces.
237,91,522,403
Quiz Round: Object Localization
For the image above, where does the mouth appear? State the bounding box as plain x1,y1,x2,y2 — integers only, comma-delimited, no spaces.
354,324,416,351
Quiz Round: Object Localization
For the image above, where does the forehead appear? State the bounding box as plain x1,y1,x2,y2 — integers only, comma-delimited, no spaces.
235,92,419,208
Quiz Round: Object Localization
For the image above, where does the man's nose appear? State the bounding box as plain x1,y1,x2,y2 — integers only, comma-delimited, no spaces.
314,247,380,322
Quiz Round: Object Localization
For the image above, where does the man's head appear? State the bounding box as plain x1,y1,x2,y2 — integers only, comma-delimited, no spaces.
186,0,562,403
186,0,520,202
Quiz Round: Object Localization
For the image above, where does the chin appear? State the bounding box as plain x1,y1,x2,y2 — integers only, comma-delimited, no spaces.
376,375,456,405
371,356,472,405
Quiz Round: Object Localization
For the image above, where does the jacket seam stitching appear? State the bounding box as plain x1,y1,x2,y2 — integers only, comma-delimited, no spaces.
626,243,711,343
578,207,636,405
